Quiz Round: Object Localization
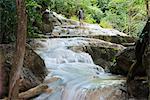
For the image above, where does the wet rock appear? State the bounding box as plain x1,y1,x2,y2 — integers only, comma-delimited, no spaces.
24,45,48,83
41,11,136,44
109,37,149,99
51,25,136,44
91,35,135,44
80,83,127,100
68,38,125,70
0,44,48,97
128,79,148,99
85,46,119,70
109,46,146,76
33,11,55,34
30,38,129,100
81,79,128,100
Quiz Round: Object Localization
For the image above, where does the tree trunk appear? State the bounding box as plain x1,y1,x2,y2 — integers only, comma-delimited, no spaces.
127,6,150,98
0,33,3,43
145,0,150,17
0,50,3,98
145,1,150,100
143,42,150,100
8,0,27,99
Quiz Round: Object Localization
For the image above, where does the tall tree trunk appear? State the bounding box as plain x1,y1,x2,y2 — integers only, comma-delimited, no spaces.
127,1,150,98
8,0,27,99
145,1,150,100
0,50,3,98
145,0,150,17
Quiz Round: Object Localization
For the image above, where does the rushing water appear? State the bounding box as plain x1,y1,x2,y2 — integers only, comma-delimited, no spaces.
32,38,126,100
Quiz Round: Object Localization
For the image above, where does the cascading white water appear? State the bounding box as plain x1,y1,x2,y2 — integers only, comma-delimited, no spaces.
32,38,126,100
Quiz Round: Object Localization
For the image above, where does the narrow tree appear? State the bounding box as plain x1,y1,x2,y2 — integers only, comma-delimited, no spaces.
145,0,150,17
0,50,3,98
145,1,150,100
8,0,27,99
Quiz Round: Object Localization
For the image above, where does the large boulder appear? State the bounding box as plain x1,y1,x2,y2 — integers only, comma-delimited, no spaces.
84,46,122,70
0,44,48,98
109,46,146,76
125,78,148,99
71,46,123,71
107,46,149,99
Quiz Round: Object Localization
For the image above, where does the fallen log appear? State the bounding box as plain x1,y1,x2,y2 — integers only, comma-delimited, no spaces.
44,77,60,84
2,84,52,100
19,84,50,99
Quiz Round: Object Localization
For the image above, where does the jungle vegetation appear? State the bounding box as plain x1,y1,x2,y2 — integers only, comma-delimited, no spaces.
0,0,148,41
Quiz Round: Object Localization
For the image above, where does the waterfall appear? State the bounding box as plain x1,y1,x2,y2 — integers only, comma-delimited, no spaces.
32,38,126,100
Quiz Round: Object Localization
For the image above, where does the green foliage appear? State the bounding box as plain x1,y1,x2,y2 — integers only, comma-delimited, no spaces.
48,0,78,18
26,0,43,37
71,15,78,21
47,0,147,37
0,0,16,42
98,0,147,36
100,19,113,29
0,0,148,38
0,0,44,39
126,0,146,36
85,6,104,23
84,14,96,23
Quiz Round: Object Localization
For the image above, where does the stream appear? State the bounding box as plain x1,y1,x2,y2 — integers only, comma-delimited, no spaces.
32,37,126,100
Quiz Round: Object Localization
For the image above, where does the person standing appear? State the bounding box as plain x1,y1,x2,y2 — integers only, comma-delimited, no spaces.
78,8,84,26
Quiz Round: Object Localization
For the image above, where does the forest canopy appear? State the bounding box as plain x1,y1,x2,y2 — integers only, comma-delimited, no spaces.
0,0,148,38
